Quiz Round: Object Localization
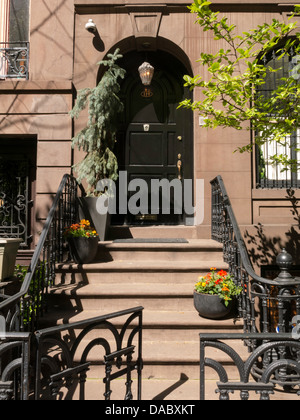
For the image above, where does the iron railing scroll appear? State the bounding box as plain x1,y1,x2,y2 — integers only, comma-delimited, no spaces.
200,333,300,401
211,175,300,386
0,332,31,400
0,42,29,80
0,157,32,247
34,307,143,401
0,174,84,333
0,307,143,400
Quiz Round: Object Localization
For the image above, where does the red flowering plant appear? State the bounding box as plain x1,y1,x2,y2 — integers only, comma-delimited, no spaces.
64,219,98,239
195,268,242,307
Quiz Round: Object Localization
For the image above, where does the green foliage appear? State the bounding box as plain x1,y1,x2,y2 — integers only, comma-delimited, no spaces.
70,49,126,195
180,0,300,171
64,219,98,238
15,264,37,327
195,268,243,307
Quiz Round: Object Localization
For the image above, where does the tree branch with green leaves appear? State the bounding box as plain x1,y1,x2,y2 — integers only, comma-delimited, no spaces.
180,0,300,171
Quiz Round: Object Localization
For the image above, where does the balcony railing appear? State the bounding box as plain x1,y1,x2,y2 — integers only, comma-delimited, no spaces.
0,42,29,80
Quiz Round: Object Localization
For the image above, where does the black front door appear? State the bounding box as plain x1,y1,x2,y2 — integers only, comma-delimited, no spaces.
114,50,193,226
125,103,185,225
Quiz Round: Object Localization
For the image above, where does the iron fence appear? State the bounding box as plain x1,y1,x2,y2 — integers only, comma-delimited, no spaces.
211,175,300,387
0,307,143,400
34,307,143,401
0,174,84,333
0,332,31,400
200,333,300,400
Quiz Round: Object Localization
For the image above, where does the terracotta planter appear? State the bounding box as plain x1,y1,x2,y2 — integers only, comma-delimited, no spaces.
0,238,22,281
67,237,99,264
194,291,233,320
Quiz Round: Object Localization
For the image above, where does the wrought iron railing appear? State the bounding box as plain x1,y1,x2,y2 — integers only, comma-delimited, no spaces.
211,175,300,334
0,307,143,400
34,307,143,401
200,332,300,401
0,331,31,400
211,176,300,386
0,42,29,80
0,174,84,333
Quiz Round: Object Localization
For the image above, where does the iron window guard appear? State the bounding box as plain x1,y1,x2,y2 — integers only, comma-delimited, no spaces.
0,42,29,80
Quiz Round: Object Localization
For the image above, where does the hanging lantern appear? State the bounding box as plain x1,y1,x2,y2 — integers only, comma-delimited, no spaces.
138,62,154,86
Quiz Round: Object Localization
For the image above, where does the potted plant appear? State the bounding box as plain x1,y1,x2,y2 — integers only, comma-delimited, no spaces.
64,220,99,264
194,268,243,319
0,238,22,281
70,49,126,240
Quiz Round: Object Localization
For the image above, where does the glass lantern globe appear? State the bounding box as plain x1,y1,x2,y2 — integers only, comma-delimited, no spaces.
138,62,154,86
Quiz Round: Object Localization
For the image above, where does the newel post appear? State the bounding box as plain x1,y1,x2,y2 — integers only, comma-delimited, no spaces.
274,249,298,334
275,248,294,281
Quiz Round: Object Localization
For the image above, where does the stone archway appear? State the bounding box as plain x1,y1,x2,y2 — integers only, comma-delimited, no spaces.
100,38,194,226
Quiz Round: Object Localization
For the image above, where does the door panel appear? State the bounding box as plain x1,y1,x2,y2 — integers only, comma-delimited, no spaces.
129,132,164,166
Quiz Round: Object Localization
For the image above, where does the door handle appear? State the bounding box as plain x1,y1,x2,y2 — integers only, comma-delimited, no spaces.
177,154,182,180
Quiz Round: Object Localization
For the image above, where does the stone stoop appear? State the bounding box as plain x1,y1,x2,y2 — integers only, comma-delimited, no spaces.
43,238,248,400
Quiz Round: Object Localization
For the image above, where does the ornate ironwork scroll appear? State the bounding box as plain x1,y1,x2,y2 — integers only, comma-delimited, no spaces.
200,333,300,401
0,332,31,400
34,307,143,401
0,157,32,247
211,176,300,334
0,42,29,79
210,175,300,388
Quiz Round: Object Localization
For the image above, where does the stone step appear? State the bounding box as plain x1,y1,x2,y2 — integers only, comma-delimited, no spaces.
49,280,239,311
69,338,248,381
43,304,245,381
44,234,241,396
55,260,229,285
41,307,243,342
96,239,224,262
108,225,199,240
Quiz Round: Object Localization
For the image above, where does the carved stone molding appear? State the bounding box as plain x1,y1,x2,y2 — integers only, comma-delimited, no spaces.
130,12,162,39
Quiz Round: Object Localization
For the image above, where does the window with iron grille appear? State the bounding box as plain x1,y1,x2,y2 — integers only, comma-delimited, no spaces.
256,46,300,189
0,0,30,80
0,138,36,249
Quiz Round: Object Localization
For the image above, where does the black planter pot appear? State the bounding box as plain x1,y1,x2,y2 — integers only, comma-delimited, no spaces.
194,291,233,320
67,237,99,264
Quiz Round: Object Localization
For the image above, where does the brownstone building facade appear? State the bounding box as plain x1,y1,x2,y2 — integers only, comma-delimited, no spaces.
1,0,300,267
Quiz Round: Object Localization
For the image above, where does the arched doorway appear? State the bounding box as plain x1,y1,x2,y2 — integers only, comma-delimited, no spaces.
108,44,193,225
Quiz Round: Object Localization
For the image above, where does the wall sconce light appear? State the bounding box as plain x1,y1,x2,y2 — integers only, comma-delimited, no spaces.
85,19,97,33
138,62,155,86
